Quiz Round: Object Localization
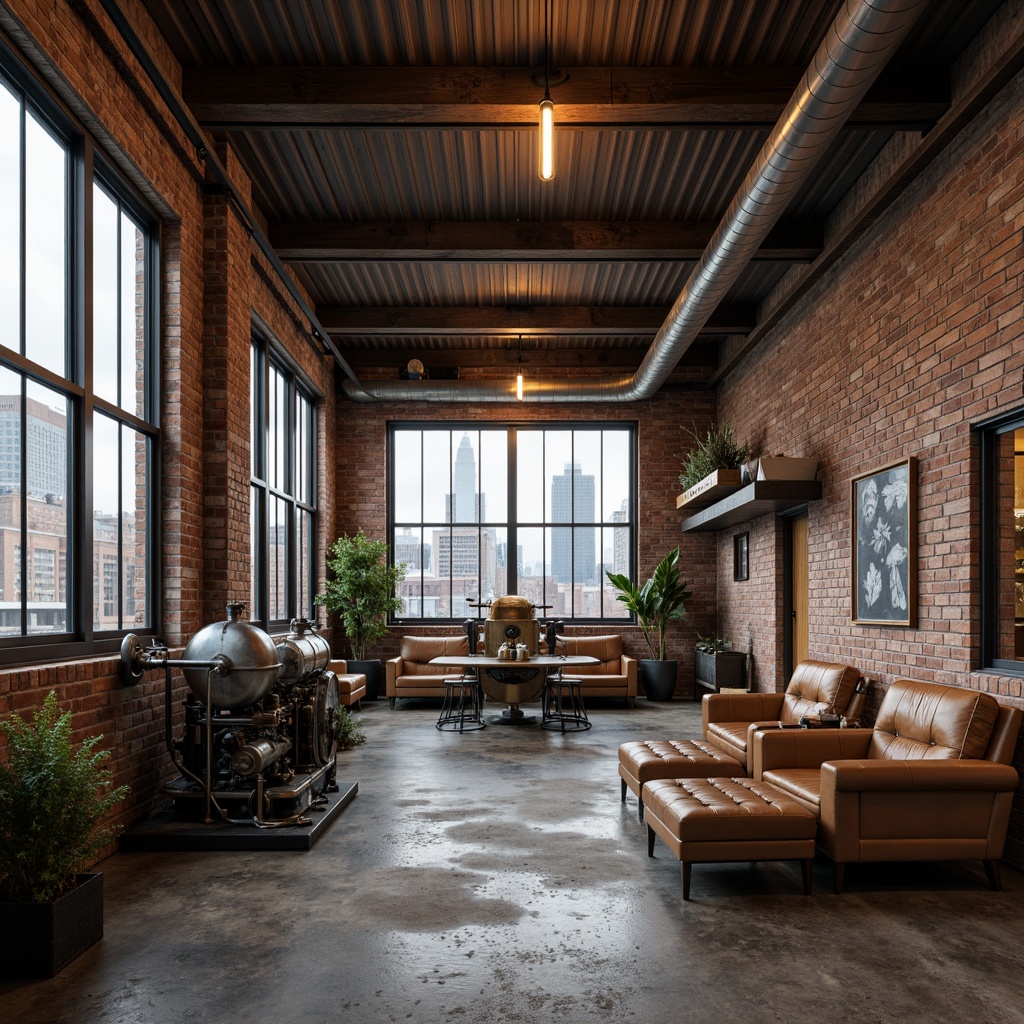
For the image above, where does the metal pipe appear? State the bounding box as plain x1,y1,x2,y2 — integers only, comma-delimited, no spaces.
343,0,928,404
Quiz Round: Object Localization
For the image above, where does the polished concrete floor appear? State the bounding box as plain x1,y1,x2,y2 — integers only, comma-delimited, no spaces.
4,695,1024,1024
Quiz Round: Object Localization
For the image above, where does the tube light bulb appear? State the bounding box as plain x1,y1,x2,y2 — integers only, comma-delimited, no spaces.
538,98,554,181
516,371,524,401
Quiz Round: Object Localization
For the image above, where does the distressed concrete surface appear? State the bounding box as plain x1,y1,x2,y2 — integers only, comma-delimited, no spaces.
4,696,1023,1024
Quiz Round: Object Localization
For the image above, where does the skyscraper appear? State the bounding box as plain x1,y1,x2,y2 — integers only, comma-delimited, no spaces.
446,432,484,522
550,461,595,585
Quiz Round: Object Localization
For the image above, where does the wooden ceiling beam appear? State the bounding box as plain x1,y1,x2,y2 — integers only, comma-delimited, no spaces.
316,304,755,336
185,66,947,130
271,219,821,262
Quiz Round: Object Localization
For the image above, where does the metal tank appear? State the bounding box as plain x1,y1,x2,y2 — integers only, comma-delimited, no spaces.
182,602,280,710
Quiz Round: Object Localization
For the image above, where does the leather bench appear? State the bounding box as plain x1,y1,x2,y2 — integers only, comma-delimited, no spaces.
643,776,818,900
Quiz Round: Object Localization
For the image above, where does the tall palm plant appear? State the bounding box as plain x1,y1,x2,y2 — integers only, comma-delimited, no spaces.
606,547,691,660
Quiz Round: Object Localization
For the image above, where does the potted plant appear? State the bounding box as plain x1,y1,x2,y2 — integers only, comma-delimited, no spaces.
606,547,692,701
677,423,751,509
0,691,129,978
316,532,407,700
694,635,747,700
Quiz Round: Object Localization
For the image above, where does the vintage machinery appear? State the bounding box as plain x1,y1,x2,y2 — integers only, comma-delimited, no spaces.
482,595,541,656
120,604,339,828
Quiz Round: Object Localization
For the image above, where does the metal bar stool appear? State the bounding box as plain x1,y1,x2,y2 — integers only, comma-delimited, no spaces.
541,669,591,732
436,675,486,732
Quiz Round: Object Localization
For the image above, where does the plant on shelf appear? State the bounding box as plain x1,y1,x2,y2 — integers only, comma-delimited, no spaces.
607,548,692,701
317,532,407,661
0,691,129,977
695,634,732,654
679,422,751,492
334,706,367,751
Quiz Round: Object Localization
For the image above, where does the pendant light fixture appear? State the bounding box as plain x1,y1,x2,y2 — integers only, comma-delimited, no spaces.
538,0,554,181
516,337,524,400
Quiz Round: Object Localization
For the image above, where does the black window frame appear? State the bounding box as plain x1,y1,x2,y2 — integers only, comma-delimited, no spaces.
0,43,160,666
978,405,1024,677
250,332,318,632
388,420,638,625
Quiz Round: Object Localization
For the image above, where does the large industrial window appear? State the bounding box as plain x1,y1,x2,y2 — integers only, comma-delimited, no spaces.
389,423,636,622
980,409,1024,673
0,54,158,662
250,336,317,630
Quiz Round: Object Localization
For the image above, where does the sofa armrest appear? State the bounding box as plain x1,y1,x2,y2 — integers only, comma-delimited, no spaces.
702,692,785,732
328,659,349,675
752,727,873,779
621,654,637,696
822,758,1021,794
385,656,403,696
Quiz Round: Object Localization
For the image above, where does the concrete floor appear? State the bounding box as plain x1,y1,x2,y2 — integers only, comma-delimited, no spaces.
4,696,1024,1024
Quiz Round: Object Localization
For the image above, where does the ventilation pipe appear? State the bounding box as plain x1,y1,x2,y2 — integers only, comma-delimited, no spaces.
344,0,928,403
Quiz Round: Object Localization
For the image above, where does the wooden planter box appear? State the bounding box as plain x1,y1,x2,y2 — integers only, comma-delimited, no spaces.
694,649,747,700
676,469,743,510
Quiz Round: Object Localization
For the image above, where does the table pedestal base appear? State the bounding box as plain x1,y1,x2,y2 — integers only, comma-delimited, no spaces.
489,705,537,726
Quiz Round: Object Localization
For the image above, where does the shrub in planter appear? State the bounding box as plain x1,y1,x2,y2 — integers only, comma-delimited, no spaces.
335,706,367,751
679,423,751,492
0,691,129,977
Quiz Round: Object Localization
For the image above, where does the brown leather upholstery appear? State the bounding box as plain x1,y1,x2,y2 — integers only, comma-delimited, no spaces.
328,660,367,706
754,678,1023,891
704,660,860,769
386,635,470,706
618,739,742,819
643,777,817,899
557,634,637,706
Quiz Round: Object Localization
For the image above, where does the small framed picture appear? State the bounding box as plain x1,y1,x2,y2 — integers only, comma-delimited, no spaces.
851,456,917,626
733,532,749,582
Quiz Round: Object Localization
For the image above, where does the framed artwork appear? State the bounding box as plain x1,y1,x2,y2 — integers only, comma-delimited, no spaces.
733,532,749,582
851,456,917,626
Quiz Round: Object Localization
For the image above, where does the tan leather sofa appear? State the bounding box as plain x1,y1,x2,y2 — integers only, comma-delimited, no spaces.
557,634,637,707
703,660,863,772
386,635,470,708
753,678,1023,892
326,660,367,707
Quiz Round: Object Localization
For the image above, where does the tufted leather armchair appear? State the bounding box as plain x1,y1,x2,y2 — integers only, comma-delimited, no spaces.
753,678,1022,892
702,660,863,772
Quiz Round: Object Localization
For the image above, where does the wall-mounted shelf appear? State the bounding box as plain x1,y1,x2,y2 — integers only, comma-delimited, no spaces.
680,480,822,532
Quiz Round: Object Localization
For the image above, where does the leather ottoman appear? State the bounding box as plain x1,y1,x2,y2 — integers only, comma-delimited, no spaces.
643,776,817,900
618,739,744,820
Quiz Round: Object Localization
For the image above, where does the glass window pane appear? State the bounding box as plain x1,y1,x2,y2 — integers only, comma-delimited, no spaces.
92,413,118,631
24,110,66,378
0,367,22,635
518,525,545,606
296,506,309,619
295,393,309,505
269,365,285,490
122,426,148,628
995,427,1024,663
450,431,480,523
422,430,450,522
0,83,19,347
250,483,261,620
250,343,260,476
479,430,506,523
544,431,573,521
516,431,543,522
394,527,424,617
602,430,630,521
92,185,119,405
121,210,145,419
24,380,68,634
269,495,287,622
393,430,422,522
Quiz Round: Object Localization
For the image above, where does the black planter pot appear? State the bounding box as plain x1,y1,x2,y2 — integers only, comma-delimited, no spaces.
640,659,678,701
0,872,103,979
694,650,747,701
347,659,382,701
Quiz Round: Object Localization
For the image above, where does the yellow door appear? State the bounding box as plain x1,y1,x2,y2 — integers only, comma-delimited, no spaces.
791,512,809,667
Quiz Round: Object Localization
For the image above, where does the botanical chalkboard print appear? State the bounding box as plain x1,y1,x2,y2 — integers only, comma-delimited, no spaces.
852,458,916,625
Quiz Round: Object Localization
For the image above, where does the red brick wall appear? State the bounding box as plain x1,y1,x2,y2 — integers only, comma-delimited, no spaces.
716,70,1024,862
331,390,719,693
0,1,335,840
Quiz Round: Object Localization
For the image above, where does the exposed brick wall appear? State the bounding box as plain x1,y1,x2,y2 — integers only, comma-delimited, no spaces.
0,0,336,848
331,390,719,696
717,68,1024,865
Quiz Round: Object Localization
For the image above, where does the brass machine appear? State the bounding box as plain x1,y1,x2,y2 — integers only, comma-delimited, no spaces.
120,604,344,829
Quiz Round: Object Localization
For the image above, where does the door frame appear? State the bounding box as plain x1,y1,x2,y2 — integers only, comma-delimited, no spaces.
781,506,811,682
